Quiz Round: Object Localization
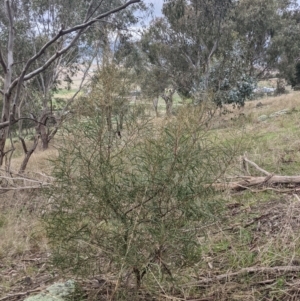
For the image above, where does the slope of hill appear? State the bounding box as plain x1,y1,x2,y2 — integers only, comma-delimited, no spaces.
2,91,300,301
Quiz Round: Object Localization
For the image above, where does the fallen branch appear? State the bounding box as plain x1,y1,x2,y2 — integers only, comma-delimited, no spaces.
243,156,270,176
0,169,52,193
185,266,300,287
216,175,300,191
217,157,300,191
0,175,46,184
0,184,51,192
0,288,42,301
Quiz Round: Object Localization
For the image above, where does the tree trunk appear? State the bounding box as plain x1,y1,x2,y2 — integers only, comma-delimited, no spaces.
0,1,15,166
19,136,39,173
0,96,11,166
0,130,7,166
152,97,159,117
165,98,173,117
161,89,175,117
35,111,53,151
39,124,49,150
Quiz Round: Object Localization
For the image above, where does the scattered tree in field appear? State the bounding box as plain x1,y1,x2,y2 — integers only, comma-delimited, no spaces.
138,0,235,107
133,0,299,110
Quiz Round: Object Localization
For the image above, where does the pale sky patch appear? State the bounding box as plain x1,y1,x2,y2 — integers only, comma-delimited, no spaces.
143,0,163,18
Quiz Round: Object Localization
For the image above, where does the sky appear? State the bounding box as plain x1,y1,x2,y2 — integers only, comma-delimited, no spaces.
143,0,300,18
144,0,163,17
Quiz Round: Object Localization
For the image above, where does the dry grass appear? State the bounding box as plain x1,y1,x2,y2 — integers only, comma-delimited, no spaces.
9,147,58,174
180,90,300,300
0,190,53,298
0,144,59,299
214,90,300,125
0,194,48,261
181,195,300,300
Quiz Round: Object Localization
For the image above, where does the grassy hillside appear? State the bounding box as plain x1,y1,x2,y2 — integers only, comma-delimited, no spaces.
2,91,300,300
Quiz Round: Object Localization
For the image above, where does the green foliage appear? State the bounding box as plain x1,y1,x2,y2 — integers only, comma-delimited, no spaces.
224,75,257,106
268,8,300,84
139,0,234,101
44,101,239,293
136,0,298,108
288,61,300,88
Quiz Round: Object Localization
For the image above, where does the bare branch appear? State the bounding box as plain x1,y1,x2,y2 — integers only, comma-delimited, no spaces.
0,116,46,130
5,0,14,90
0,183,51,192
19,136,28,154
6,0,14,30
207,39,219,63
294,193,300,202
0,0,141,131
0,120,10,129
0,174,46,184
86,0,105,21
243,156,270,176
62,0,141,34
185,266,300,286
9,0,141,106
19,135,39,173
47,52,98,143
22,28,85,82
11,1,140,82
0,168,54,180
0,288,42,300
64,50,98,111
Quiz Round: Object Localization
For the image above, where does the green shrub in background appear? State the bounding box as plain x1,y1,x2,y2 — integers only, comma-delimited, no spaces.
43,63,240,298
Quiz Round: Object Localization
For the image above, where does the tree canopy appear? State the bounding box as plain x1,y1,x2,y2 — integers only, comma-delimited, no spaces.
130,0,300,107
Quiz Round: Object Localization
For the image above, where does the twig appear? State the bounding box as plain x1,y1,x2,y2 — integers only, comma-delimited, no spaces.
0,175,48,184
184,266,300,287
294,193,300,202
254,279,276,285
232,187,299,194
243,156,270,176
0,288,42,301
0,168,53,179
21,258,42,262
159,294,188,301
212,213,271,234
110,188,147,299
0,184,51,191
243,213,271,228
214,174,300,191
62,53,96,113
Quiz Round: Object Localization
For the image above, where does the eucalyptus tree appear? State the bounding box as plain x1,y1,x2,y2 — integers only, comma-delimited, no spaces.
266,5,300,86
0,0,144,170
139,0,258,108
139,0,235,109
232,0,298,77
138,0,299,110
